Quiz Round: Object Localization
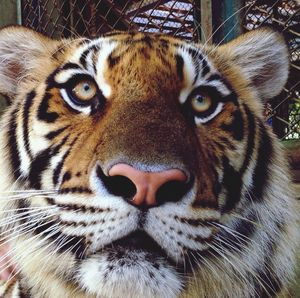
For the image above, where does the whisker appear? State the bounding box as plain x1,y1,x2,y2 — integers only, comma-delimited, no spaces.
0,206,56,214
4,223,61,284
0,213,56,248
208,242,273,296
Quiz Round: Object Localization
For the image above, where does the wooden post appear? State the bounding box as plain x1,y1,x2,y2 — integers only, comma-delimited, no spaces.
0,0,19,27
0,0,20,114
212,0,244,44
200,0,213,44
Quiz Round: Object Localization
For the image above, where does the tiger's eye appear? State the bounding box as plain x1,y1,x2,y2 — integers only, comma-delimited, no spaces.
72,80,97,101
191,94,212,113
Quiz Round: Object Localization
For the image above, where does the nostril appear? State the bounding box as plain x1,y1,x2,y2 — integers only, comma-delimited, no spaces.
156,179,193,205
96,166,137,199
107,175,137,199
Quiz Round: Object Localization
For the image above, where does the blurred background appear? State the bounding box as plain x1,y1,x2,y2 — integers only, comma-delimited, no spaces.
0,0,299,294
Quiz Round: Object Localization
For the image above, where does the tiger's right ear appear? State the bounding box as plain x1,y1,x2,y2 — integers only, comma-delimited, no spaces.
0,26,58,98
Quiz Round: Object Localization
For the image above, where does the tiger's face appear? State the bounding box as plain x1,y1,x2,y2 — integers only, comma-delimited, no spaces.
0,26,297,298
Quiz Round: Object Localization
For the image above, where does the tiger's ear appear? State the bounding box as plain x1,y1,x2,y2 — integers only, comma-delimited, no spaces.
219,28,289,100
0,26,58,98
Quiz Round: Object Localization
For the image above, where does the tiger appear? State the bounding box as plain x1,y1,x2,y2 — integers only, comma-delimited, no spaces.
0,25,298,298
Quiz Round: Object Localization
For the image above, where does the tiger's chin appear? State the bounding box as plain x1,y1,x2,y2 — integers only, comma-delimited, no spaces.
76,231,184,298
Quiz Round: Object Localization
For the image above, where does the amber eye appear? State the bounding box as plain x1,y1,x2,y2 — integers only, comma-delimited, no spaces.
190,94,212,113
72,80,97,102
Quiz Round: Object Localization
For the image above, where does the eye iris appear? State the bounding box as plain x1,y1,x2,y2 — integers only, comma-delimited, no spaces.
73,81,97,101
191,95,211,113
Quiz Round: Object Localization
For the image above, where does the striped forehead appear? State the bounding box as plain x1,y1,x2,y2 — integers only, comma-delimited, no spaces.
57,36,231,102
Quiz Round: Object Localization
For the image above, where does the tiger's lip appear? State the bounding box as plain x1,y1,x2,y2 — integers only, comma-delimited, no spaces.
103,230,165,256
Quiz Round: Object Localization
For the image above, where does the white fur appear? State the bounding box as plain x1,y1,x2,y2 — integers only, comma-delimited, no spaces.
95,41,117,98
77,251,182,298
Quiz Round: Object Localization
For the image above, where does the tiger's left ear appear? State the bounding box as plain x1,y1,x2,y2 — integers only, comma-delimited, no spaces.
219,28,289,100
0,25,59,98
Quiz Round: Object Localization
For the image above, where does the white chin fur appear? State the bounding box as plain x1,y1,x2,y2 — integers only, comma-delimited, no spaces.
77,250,183,298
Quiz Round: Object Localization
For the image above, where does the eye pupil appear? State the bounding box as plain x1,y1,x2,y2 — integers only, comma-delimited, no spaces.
83,84,90,91
196,95,204,103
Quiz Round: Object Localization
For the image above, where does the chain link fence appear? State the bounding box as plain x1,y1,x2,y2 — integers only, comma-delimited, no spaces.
21,1,201,40
18,0,300,140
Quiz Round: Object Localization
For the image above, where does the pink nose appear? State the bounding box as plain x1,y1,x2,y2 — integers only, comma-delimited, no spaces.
108,163,187,207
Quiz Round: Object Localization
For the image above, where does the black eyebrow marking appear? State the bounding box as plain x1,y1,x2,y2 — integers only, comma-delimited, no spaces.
187,47,204,85
80,44,100,70
61,63,82,71
175,54,184,81
207,74,222,82
201,58,210,77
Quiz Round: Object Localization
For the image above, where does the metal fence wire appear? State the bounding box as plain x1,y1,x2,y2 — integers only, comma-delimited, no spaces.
21,1,202,40
21,0,300,140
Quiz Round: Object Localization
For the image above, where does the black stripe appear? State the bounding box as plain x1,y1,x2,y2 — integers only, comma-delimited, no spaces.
62,171,71,183
188,47,200,59
45,125,69,140
216,210,257,252
7,107,22,181
23,90,36,159
28,136,68,189
52,137,78,186
187,48,202,85
140,35,153,47
30,219,87,260
18,281,31,298
201,58,210,77
207,74,221,82
59,187,92,194
220,105,256,212
38,93,59,123
174,215,218,227
239,105,256,174
108,52,121,68
80,45,99,69
254,238,282,297
175,54,184,81
46,197,111,213
222,157,243,213
61,63,82,71
250,122,273,202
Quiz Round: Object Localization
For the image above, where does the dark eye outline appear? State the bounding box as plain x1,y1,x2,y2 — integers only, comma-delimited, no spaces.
186,86,224,124
61,74,106,114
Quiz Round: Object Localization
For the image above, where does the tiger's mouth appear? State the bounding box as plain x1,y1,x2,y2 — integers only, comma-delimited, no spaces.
108,230,163,253
98,230,195,273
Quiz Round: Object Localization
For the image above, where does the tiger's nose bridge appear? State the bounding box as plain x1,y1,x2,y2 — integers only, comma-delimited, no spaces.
96,163,191,209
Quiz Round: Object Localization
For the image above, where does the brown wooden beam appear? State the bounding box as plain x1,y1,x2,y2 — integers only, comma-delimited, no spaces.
200,0,213,44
